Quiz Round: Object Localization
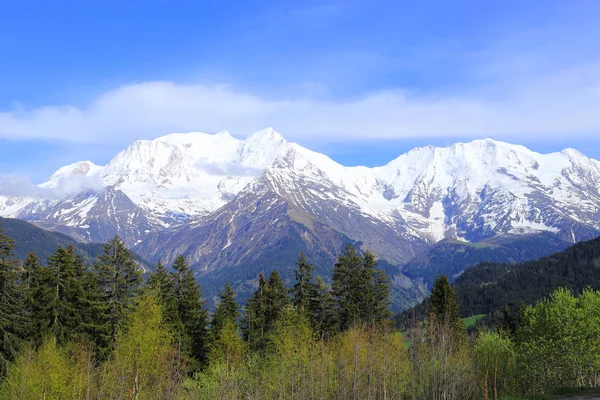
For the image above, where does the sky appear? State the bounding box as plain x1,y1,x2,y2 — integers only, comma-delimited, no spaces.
1,0,600,183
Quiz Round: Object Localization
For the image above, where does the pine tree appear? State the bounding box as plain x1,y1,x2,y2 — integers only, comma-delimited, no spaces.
0,227,27,376
93,236,142,355
427,275,464,341
211,282,240,340
309,276,337,339
170,255,209,370
290,252,316,314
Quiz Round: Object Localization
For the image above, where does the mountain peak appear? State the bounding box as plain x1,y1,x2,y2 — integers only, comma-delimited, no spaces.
49,160,101,180
246,127,284,142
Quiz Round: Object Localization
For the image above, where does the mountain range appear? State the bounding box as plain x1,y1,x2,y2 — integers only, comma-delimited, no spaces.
2,128,599,309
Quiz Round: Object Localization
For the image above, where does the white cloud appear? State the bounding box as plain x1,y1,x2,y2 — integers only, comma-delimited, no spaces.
1,60,599,145
0,174,104,199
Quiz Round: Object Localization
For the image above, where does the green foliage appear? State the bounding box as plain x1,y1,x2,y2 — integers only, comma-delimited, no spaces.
146,260,171,296
290,252,316,312
397,235,600,330
146,260,178,330
0,338,94,400
211,282,240,340
93,236,142,357
242,272,268,350
427,275,465,343
518,287,600,394
242,270,290,351
474,330,517,398
21,252,39,291
5,221,600,400
309,275,338,339
42,245,88,342
332,245,391,330
0,226,27,377
170,255,209,370
0,217,105,264
99,294,185,399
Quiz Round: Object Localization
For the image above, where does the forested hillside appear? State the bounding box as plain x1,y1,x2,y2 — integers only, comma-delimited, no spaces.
402,232,571,287
0,217,105,263
397,234,600,330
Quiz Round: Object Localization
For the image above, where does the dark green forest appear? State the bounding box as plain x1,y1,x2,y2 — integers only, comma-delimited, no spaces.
1,223,600,399
398,235,600,331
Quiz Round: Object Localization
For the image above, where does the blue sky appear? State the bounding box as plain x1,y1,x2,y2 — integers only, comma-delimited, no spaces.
1,0,600,183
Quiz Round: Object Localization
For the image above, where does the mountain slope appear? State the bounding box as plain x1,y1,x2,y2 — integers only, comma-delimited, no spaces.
0,217,105,264
3,131,600,250
402,232,572,287
2,129,600,310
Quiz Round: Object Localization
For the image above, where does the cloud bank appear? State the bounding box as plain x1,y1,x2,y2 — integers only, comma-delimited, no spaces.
0,175,104,199
1,61,599,145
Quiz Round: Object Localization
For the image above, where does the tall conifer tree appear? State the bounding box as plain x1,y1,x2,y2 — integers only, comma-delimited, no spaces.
332,245,391,331
170,255,209,369
427,275,465,342
309,276,338,339
22,251,40,290
211,282,240,340
243,270,289,351
265,270,289,325
93,236,142,354
290,252,316,313
0,227,26,376
243,272,268,350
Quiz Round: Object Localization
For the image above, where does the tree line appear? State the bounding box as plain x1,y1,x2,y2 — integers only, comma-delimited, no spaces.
2,222,600,399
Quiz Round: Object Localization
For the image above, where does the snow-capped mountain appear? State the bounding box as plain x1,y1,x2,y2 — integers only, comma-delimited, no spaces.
2,128,600,308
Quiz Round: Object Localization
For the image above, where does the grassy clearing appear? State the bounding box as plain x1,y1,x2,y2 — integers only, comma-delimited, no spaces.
462,314,485,328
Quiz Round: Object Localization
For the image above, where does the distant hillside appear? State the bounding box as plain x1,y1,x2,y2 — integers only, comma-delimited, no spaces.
0,217,147,267
396,234,600,327
402,232,571,288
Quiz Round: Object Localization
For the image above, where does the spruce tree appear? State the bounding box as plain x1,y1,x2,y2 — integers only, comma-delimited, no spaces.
76,263,107,353
332,245,391,331
361,250,391,324
93,236,142,354
243,272,268,350
265,270,289,325
243,271,289,351
0,227,27,376
147,260,170,295
22,251,40,290
309,276,337,339
290,252,316,314
43,245,88,342
332,245,365,330
211,282,240,340
146,260,178,328
170,255,209,369
427,275,464,341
